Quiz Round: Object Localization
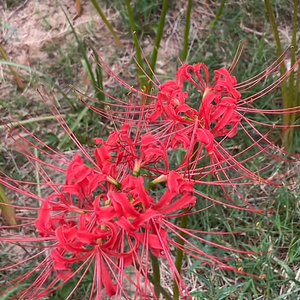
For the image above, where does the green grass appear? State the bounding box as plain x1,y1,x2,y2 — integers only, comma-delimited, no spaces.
1,0,300,299
186,183,300,299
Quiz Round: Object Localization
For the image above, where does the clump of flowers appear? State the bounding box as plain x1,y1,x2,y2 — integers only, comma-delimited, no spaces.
1,49,300,299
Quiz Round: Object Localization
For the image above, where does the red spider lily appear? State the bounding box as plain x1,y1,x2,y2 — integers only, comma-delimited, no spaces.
0,116,265,299
0,128,192,299
98,124,170,175
0,123,144,299
1,45,299,299
73,47,300,210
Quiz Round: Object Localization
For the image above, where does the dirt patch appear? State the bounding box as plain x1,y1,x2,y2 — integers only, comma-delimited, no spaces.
1,1,119,63
0,0,213,91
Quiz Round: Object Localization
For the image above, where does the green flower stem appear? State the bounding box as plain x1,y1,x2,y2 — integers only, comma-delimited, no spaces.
150,0,170,76
288,52,300,146
264,0,288,125
180,0,192,62
125,0,146,89
296,60,300,108
289,0,298,71
283,0,298,147
172,214,188,300
264,0,284,66
90,0,122,48
151,252,161,298
135,261,172,300
208,0,228,35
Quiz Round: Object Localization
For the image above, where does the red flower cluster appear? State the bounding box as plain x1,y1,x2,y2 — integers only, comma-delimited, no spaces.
1,52,300,299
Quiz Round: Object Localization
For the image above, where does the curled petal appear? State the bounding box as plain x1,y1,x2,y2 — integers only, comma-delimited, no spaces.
108,191,140,218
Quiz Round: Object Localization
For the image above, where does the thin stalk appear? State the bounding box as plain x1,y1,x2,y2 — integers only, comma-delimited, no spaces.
288,0,298,110
125,0,146,89
180,0,192,62
0,42,24,89
172,214,188,300
289,0,298,78
284,0,298,148
135,261,172,300
150,0,169,75
90,0,122,48
208,0,228,35
288,55,300,147
296,60,300,108
150,252,161,298
264,0,288,126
